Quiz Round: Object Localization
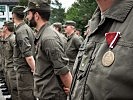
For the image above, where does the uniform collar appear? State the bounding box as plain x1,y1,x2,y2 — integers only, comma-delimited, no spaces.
35,22,50,40
102,0,133,22
4,33,14,41
15,21,26,31
88,0,133,37
67,33,75,41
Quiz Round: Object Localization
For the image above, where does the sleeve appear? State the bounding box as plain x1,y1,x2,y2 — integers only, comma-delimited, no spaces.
10,35,15,48
16,32,33,57
42,39,70,75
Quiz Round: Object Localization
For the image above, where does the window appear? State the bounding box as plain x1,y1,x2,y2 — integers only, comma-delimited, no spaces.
0,6,5,12
0,18,6,22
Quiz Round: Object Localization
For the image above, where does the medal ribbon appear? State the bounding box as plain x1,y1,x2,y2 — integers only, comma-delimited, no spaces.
105,32,121,49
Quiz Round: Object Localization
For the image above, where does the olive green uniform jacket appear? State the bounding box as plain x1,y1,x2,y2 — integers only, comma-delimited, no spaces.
70,0,133,100
3,33,15,69
2,33,18,100
13,22,35,100
14,22,35,71
0,37,4,71
34,23,69,99
65,33,82,72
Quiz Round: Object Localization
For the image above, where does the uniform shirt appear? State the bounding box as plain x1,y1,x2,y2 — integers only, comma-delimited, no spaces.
79,35,84,41
13,22,35,71
34,23,69,99
0,37,4,71
70,0,133,100
3,33,15,68
65,33,82,68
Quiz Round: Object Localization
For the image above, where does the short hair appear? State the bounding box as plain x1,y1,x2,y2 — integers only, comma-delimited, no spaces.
12,6,25,20
52,22,62,32
3,21,14,32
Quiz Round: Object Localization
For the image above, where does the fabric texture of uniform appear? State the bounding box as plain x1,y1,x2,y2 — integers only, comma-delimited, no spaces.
70,0,133,100
34,22,69,100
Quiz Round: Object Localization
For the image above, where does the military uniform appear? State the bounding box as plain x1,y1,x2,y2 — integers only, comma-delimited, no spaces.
34,23,69,100
64,21,82,73
3,32,17,100
52,22,67,46
65,33,82,72
0,35,4,79
12,6,35,100
79,35,84,41
70,0,133,100
14,22,35,100
24,1,71,99
52,22,62,31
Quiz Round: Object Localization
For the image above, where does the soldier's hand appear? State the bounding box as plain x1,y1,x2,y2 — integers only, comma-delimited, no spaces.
63,87,70,95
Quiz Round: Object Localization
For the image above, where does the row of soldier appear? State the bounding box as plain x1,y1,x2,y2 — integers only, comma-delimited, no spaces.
0,0,87,100
1,0,131,100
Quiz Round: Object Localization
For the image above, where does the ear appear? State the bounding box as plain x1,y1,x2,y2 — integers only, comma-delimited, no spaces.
34,12,40,20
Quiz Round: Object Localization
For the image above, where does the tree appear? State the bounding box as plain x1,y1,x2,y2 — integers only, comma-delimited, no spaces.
50,0,65,24
19,0,28,6
65,0,97,34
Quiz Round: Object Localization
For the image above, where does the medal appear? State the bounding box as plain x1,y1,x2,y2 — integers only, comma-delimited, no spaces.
102,32,121,67
102,50,114,67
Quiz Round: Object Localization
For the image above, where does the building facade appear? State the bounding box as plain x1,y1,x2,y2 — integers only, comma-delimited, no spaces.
0,0,18,28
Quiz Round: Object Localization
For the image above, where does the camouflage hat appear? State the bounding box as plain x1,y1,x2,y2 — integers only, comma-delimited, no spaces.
24,0,51,12
3,21,14,27
12,6,25,14
63,20,76,27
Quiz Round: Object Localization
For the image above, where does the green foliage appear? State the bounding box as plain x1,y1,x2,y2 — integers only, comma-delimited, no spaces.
65,0,97,33
50,0,65,24
19,0,28,6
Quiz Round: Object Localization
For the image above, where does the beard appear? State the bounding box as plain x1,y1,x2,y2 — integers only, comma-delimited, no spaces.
29,16,37,28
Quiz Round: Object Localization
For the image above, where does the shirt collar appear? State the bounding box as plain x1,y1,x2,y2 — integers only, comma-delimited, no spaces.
4,33,14,41
103,0,133,22
35,22,50,40
67,33,75,41
15,22,25,31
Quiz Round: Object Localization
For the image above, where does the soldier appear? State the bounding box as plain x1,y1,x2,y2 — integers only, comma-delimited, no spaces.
52,22,67,45
12,6,35,100
63,20,82,74
2,21,17,100
69,0,133,100
52,22,62,33
24,0,72,100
